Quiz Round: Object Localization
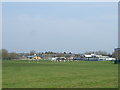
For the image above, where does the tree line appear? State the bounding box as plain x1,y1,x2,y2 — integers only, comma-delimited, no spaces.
0,49,18,60
0,49,120,60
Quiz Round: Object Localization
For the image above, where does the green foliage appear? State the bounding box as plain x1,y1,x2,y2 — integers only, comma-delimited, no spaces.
2,60,118,88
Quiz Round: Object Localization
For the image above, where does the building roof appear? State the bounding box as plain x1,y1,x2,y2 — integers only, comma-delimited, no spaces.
27,55,38,58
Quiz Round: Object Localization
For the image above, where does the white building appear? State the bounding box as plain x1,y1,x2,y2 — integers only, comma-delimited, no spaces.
84,54,116,61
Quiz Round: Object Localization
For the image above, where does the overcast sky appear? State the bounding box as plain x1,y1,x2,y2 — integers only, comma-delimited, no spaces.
2,2,118,53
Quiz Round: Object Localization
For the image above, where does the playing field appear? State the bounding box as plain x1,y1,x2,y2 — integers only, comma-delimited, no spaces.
2,60,118,88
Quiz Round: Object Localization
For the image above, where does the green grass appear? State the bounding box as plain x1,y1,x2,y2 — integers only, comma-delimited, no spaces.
2,60,118,88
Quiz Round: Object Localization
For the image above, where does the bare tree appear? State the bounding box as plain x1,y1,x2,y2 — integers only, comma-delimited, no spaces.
30,50,36,56
95,51,108,55
9,52,18,59
112,48,120,60
2,49,9,60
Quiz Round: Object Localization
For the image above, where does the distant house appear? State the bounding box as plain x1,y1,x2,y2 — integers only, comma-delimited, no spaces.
84,54,93,58
68,57,74,60
51,57,58,61
50,57,66,61
97,55,115,61
84,54,96,60
27,55,42,60
84,54,116,61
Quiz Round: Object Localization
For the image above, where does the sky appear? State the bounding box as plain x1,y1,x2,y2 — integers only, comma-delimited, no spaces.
2,2,118,53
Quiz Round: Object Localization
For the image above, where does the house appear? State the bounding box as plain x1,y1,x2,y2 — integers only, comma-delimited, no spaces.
97,56,115,61
27,55,42,60
84,54,116,61
51,57,58,61
51,57,66,61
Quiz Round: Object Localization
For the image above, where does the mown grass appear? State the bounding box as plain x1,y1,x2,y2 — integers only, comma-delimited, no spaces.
2,60,118,88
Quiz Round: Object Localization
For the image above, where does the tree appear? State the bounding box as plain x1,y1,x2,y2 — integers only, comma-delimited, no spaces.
85,51,108,55
68,52,72,54
2,49,9,59
30,50,36,56
45,51,48,54
9,52,17,59
112,48,120,60
1,49,18,60
85,51,93,55
63,52,66,54
95,51,108,55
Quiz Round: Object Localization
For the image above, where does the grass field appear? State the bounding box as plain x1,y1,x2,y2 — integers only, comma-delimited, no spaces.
2,60,118,88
